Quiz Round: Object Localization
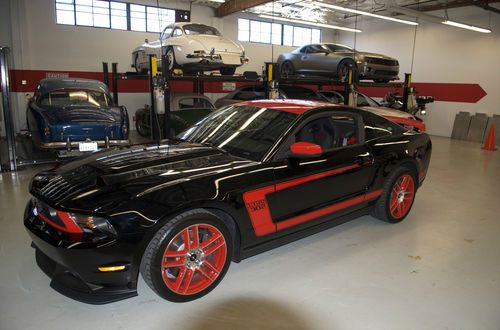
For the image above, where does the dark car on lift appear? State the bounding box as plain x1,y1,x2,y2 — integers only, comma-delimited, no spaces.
214,84,327,108
134,92,216,138
27,78,129,150
215,85,426,132
25,99,431,304
318,90,426,132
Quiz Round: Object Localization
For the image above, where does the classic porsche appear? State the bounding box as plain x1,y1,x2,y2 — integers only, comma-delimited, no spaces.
278,43,399,82
132,23,247,75
27,78,129,151
24,99,431,304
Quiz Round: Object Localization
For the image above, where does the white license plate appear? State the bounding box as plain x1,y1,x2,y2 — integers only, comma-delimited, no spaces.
78,142,98,152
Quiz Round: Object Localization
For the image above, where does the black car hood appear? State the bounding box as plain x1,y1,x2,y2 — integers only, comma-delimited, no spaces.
36,104,122,125
30,141,253,212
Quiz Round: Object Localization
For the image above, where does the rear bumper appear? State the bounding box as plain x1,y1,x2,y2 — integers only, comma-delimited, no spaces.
39,139,130,150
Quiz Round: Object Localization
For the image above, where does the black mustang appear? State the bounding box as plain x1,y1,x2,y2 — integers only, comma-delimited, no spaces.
24,99,432,304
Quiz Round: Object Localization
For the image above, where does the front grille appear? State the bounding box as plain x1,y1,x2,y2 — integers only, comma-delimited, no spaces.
38,165,97,201
366,57,398,66
374,70,399,76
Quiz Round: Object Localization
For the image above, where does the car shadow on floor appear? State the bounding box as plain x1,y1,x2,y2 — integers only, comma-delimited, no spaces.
184,296,318,330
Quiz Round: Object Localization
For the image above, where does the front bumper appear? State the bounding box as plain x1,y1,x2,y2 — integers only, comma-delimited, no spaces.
24,202,138,304
39,139,130,150
185,52,246,66
359,62,399,80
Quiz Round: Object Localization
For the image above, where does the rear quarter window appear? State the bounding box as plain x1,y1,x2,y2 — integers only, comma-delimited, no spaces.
362,112,406,141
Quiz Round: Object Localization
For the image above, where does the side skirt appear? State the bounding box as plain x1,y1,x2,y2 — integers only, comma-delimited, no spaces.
238,206,372,261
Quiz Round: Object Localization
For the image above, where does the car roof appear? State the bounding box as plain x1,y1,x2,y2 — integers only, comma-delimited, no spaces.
237,99,341,115
38,78,109,95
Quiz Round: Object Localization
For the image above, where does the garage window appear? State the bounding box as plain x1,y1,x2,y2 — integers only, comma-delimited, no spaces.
55,0,180,32
238,18,321,46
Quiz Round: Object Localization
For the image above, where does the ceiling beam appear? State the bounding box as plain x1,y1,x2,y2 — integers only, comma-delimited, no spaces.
408,0,500,12
215,0,272,17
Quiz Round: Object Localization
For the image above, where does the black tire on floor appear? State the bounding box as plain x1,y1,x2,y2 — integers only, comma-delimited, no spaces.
372,166,417,223
140,209,233,302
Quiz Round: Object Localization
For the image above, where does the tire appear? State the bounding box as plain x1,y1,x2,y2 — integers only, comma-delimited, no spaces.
166,47,178,72
372,167,417,223
141,209,233,302
134,53,147,74
135,118,149,137
219,67,236,76
337,59,357,82
280,61,295,77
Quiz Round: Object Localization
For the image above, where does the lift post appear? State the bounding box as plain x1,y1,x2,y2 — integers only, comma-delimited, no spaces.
402,73,412,113
344,67,355,106
102,62,109,87
264,62,279,99
0,46,17,171
111,62,118,105
161,54,171,140
148,55,161,141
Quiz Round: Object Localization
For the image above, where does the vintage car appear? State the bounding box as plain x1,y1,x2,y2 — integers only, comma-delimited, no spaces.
278,43,399,82
132,23,247,75
26,78,129,151
134,92,216,138
25,99,431,304
214,85,425,132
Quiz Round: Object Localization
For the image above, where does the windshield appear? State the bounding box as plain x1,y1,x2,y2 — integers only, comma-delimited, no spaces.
183,24,221,36
325,44,353,52
179,105,297,161
39,89,109,107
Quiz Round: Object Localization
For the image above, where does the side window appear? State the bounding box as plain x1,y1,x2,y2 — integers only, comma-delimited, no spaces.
363,112,403,141
178,98,213,109
162,27,173,39
173,28,183,37
295,115,359,150
356,94,370,107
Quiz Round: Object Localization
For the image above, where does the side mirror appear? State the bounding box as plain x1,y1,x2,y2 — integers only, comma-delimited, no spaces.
288,142,323,158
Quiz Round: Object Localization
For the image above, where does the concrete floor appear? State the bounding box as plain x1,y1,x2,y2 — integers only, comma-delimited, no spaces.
1,136,499,330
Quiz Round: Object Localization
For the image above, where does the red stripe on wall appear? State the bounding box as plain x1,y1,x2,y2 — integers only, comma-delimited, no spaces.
8,69,258,94
7,69,487,103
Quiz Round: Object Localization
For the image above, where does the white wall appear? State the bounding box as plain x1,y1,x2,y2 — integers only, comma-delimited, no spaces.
338,7,500,137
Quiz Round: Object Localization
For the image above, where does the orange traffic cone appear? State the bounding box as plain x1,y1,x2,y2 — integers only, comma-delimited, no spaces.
482,124,497,151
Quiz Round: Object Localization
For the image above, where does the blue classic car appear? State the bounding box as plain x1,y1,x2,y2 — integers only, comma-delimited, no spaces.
27,78,129,150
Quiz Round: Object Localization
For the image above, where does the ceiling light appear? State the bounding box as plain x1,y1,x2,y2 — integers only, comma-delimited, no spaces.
388,6,492,33
442,20,491,33
258,14,362,33
313,1,419,26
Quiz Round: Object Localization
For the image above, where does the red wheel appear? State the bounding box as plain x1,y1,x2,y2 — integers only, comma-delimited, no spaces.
161,224,227,295
372,167,417,223
141,209,233,302
389,174,415,219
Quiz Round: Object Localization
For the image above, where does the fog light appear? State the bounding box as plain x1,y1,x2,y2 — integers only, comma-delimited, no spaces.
98,265,126,272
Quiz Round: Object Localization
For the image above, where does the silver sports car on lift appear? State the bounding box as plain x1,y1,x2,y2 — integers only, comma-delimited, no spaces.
278,43,399,83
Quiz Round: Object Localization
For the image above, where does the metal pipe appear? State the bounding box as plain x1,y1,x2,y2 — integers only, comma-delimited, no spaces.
0,47,17,171
402,73,412,113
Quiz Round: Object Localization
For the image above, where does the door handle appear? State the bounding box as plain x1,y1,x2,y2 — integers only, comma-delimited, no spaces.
355,155,373,166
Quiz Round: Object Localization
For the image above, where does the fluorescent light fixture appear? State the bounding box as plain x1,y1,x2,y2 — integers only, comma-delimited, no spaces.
258,14,362,33
313,1,418,26
442,20,491,33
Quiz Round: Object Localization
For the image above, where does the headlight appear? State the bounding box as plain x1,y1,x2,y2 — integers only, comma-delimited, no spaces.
33,199,116,242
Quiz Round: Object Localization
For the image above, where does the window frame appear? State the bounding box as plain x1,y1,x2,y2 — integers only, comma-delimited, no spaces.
55,0,186,33
237,18,321,47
